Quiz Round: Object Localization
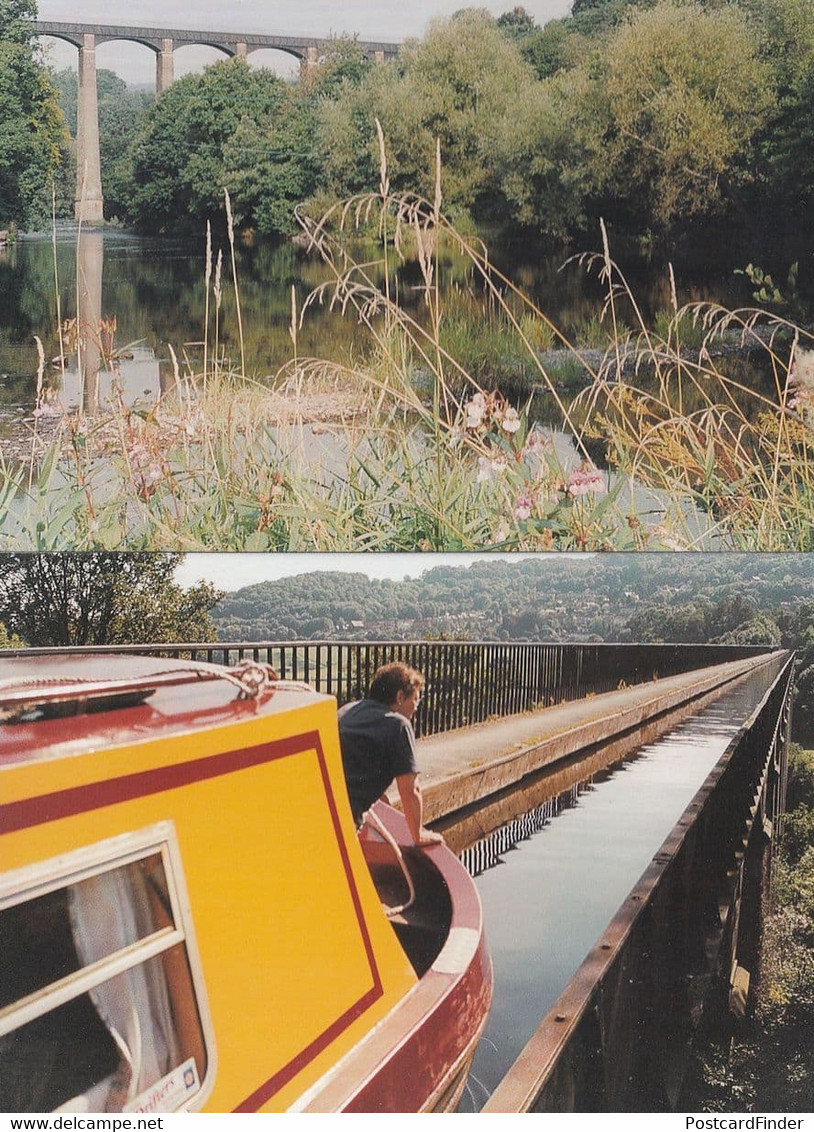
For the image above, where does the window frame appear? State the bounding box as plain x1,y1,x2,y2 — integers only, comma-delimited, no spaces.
0,821,217,1112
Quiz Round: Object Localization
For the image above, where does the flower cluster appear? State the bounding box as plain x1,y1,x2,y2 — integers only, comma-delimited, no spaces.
566,464,607,497
477,453,509,483
31,388,64,421
127,438,166,500
460,389,613,548
464,391,521,434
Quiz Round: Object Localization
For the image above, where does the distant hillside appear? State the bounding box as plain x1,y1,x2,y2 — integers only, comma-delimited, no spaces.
213,554,814,644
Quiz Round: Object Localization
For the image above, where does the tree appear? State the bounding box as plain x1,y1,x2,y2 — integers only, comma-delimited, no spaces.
712,613,781,647
519,19,578,79
597,0,776,228
225,94,320,236
316,11,549,217
0,0,69,228
778,600,814,743
496,7,538,39
298,35,374,98
0,621,23,648
484,60,607,236
0,554,222,646
744,0,814,226
124,59,306,234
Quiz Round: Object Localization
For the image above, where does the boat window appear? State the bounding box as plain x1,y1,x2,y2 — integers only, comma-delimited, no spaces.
0,833,211,1114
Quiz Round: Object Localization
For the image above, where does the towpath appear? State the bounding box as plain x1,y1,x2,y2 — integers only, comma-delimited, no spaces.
386,653,778,823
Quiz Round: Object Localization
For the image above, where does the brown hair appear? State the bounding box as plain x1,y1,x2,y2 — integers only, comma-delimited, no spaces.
368,662,425,706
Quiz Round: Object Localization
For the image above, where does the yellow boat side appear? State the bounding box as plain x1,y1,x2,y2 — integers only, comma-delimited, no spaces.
1,683,417,1113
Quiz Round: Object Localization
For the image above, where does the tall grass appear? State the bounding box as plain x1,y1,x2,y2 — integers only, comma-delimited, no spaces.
0,171,811,552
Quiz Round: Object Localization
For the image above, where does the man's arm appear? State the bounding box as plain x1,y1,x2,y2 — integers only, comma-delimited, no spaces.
395,772,444,846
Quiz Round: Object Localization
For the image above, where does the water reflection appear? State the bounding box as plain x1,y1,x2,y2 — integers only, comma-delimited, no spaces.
0,223,778,426
75,230,102,414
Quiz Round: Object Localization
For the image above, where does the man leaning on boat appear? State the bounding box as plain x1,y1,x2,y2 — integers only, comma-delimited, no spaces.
338,662,444,847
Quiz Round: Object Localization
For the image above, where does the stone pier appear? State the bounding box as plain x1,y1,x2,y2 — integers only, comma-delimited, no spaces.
75,34,104,223
156,38,174,94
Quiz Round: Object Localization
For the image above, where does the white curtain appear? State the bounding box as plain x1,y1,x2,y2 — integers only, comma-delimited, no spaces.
66,862,180,1110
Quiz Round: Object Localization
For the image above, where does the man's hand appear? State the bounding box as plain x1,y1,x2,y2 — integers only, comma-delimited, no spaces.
396,772,445,847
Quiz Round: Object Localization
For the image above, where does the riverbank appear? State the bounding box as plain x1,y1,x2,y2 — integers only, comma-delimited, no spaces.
1,205,812,552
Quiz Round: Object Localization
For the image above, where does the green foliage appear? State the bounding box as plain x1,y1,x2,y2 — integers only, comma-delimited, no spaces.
598,0,776,228
652,309,706,350
0,620,23,648
299,35,374,98
125,59,311,235
545,354,592,386
495,7,539,39
735,262,807,322
314,11,551,220
778,604,814,742
0,0,70,229
0,553,222,645
781,806,814,869
624,593,785,646
69,0,814,247
774,846,814,927
519,19,580,79
226,99,320,237
435,301,548,387
211,552,814,646
787,743,814,812
683,742,814,1113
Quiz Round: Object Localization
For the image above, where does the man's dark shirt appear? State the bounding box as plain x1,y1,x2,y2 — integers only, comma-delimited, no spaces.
338,698,419,825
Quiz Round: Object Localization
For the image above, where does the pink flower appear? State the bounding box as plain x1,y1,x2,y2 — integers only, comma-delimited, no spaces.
477,454,508,482
514,494,532,521
787,346,814,416
522,428,549,457
477,456,493,483
567,465,606,497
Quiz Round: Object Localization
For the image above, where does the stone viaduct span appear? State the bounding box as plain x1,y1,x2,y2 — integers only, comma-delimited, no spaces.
35,21,401,223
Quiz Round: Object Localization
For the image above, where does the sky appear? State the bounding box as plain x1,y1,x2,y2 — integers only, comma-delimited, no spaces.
36,1,573,83
174,552,556,591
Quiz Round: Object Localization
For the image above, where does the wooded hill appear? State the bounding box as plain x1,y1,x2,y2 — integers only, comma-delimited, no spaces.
213,553,813,644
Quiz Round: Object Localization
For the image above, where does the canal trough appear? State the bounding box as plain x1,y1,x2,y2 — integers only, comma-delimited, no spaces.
394,652,791,1112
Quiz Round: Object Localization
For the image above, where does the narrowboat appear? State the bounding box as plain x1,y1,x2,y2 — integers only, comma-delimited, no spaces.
0,654,492,1114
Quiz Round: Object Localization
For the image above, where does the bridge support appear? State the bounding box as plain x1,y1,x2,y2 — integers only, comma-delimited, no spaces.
156,38,174,94
75,34,104,224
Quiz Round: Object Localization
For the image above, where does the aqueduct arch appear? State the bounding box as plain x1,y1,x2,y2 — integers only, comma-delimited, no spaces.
35,22,398,222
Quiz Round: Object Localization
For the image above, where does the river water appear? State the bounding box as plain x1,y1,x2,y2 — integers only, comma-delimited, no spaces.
0,223,760,424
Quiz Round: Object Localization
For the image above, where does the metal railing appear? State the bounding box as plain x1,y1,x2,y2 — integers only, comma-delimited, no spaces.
0,640,775,739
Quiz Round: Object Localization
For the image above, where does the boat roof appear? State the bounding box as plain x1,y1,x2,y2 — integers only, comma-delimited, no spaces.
0,654,327,768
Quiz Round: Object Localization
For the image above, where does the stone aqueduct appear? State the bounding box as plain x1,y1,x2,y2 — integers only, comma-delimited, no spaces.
35,21,401,222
